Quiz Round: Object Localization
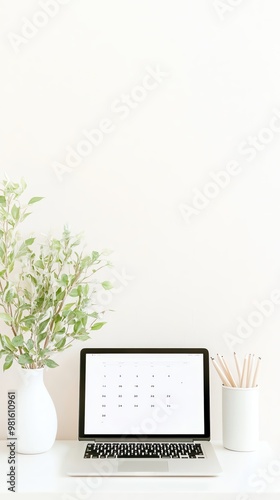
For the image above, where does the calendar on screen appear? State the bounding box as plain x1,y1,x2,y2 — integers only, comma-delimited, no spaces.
84,353,204,435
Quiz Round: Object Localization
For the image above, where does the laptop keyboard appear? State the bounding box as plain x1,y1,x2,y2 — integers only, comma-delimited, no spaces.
84,442,205,459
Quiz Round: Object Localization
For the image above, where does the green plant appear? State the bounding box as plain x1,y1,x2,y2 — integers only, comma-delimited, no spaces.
0,178,112,370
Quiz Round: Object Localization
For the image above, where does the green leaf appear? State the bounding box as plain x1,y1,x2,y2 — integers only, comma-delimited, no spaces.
44,358,59,368
56,289,65,301
55,337,66,350
38,348,50,357
74,321,83,334
61,307,74,318
80,256,91,269
7,182,20,193
20,178,27,191
3,354,13,371
25,237,35,246
26,339,34,351
0,313,13,325
69,288,79,297
35,260,44,269
21,315,36,327
21,212,31,221
37,331,47,344
54,321,64,333
88,312,99,319
91,321,106,330
11,204,20,221
78,334,91,341
101,281,114,291
60,274,69,286
23,289,32,301
81,315,87,327
27,273,37,286
38,318,49,334
5,290,14,304
51,239,61,251
62,302,75,312
0,196,6,206
12,334,24,348
92,251,100,261
28,196,44,205
8,261,15,273
18,353,33,366
74,309,86,320
16,245,28,258
71,237,81,247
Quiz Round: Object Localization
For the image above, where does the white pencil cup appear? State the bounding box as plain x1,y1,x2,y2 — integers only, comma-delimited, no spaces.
222,386,259,451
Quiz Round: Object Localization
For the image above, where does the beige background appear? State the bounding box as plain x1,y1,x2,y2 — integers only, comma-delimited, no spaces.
0,0,280,448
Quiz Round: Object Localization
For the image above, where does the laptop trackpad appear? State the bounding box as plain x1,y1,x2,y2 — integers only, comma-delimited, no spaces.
118,460,169,473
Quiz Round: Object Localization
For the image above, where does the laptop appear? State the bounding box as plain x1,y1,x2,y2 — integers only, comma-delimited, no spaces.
66,348,222,476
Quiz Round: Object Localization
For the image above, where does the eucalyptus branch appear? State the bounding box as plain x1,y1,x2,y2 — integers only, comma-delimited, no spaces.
44,269,84,349
0,179,112,371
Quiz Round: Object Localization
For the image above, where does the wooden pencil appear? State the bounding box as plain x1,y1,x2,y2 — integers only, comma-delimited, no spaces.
234,352,241,386
240,355,248,388
252,357,261,387
211,357,231,386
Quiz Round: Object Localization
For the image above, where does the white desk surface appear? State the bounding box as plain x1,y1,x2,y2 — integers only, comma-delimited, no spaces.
1,440,280,498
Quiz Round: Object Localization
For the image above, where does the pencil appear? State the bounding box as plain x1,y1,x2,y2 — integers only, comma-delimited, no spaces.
246,354,252,388
240,355,248,388
217,353,227,372
252,357,261,387
221,356,237,387
211,357,231,386
247,354,255,388
234,352,241,386
216,353,234,384
216,353,234,385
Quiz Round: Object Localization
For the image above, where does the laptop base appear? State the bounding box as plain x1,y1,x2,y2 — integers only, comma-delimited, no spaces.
66,441,222,477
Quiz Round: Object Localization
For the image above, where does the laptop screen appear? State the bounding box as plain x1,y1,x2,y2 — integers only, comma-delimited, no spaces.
79,348,210,439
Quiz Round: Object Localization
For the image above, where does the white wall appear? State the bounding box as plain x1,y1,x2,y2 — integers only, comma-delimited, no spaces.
1,0,280,447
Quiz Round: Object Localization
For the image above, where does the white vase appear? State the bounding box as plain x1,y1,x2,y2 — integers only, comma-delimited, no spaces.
17,368,57,454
